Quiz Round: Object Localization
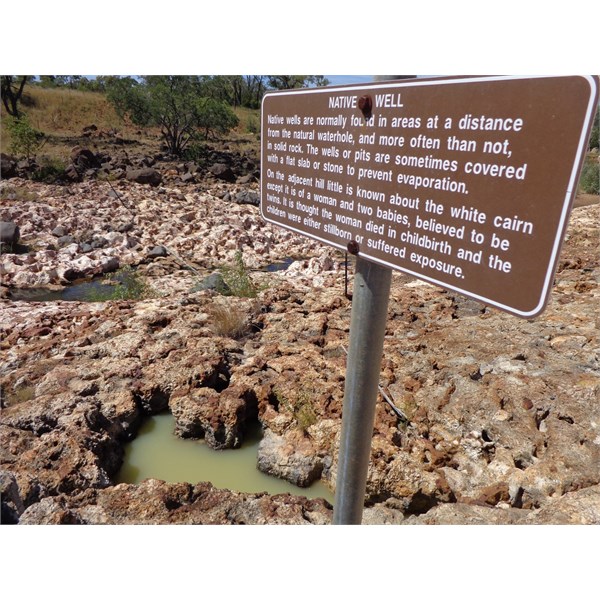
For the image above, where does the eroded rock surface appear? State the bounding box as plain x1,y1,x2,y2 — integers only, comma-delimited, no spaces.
18,479,331,525
1,177,598,524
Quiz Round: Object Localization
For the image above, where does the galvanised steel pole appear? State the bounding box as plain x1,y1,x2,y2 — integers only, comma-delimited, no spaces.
332,256,392,524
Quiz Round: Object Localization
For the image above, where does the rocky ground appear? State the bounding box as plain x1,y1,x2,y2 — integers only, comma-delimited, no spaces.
1,150,599,525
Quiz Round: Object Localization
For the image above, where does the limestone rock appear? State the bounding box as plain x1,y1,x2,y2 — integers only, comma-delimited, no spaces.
0,180,598,524
170,383,256,450
18,479,332,525
257,429,324,487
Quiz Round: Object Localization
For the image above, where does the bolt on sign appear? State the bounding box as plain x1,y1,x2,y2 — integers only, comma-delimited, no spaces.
260,75,599,318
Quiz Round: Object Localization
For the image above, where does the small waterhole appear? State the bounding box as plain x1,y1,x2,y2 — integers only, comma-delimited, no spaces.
9,276,121,302
116,413,335,504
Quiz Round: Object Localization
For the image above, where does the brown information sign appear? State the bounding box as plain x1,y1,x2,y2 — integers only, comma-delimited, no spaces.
260,76,599,318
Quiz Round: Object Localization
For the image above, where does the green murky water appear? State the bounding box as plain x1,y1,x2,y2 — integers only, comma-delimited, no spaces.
116,413,335,504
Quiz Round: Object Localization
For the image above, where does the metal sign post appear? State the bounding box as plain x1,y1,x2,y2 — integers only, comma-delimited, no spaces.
332,256,391,524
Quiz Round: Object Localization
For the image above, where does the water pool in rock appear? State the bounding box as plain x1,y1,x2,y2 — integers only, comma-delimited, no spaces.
9,279,116,302
9,272,133,302
116,413,335,504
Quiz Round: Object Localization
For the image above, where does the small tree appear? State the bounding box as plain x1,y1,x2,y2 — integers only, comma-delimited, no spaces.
266,75,329,90
106,76,238,156
6,115,45,158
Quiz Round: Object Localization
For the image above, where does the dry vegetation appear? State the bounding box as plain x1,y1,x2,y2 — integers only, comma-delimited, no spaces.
22,87,123,134
208,302,251,339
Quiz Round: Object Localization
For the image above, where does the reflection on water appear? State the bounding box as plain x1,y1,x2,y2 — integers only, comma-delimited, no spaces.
116,413,334,504
10,275,123,302
261,257,296,272
10,267,139,302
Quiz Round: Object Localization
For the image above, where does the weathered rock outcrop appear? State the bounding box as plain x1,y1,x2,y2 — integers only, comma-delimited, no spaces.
257,429,324,487
1,182,598,524
0,154,17,179
0,178,323,290
17,479,332,525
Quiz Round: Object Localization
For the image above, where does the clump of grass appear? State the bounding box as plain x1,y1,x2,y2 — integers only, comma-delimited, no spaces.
0,184,38,202
219,250,261,298
31,156,67,183
295,395,318,432
274,386,318,434
397,394,419,422
246,115,260,134
3,384,35,407
208,302,250,339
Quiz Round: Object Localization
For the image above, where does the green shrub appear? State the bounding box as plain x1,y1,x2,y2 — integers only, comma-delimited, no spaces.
246,115,260,134
588,106,599,150
579,155,599,195
6,114,45,158
196,97,239,140
181,136,207,162
219,250,259,298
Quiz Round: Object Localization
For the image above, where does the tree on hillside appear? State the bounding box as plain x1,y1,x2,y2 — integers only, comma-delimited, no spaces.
1,76,31,117
199,76,244,106
106,76,239,156
244,76,267,108
196,97,240,139
38,75,101,90
266,75,329,90
6,114,45,158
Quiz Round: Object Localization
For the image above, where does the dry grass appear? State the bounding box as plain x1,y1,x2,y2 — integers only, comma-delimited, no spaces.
0,86,144,159
2,384,35,407
273,386,318,434
0,184,39,202
208,302,250,339
20,87,123,135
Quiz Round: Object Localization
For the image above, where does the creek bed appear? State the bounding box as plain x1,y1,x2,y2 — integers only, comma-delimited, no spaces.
116,412,335,504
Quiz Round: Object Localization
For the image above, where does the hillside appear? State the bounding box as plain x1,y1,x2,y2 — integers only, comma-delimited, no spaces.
1,84,261,163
